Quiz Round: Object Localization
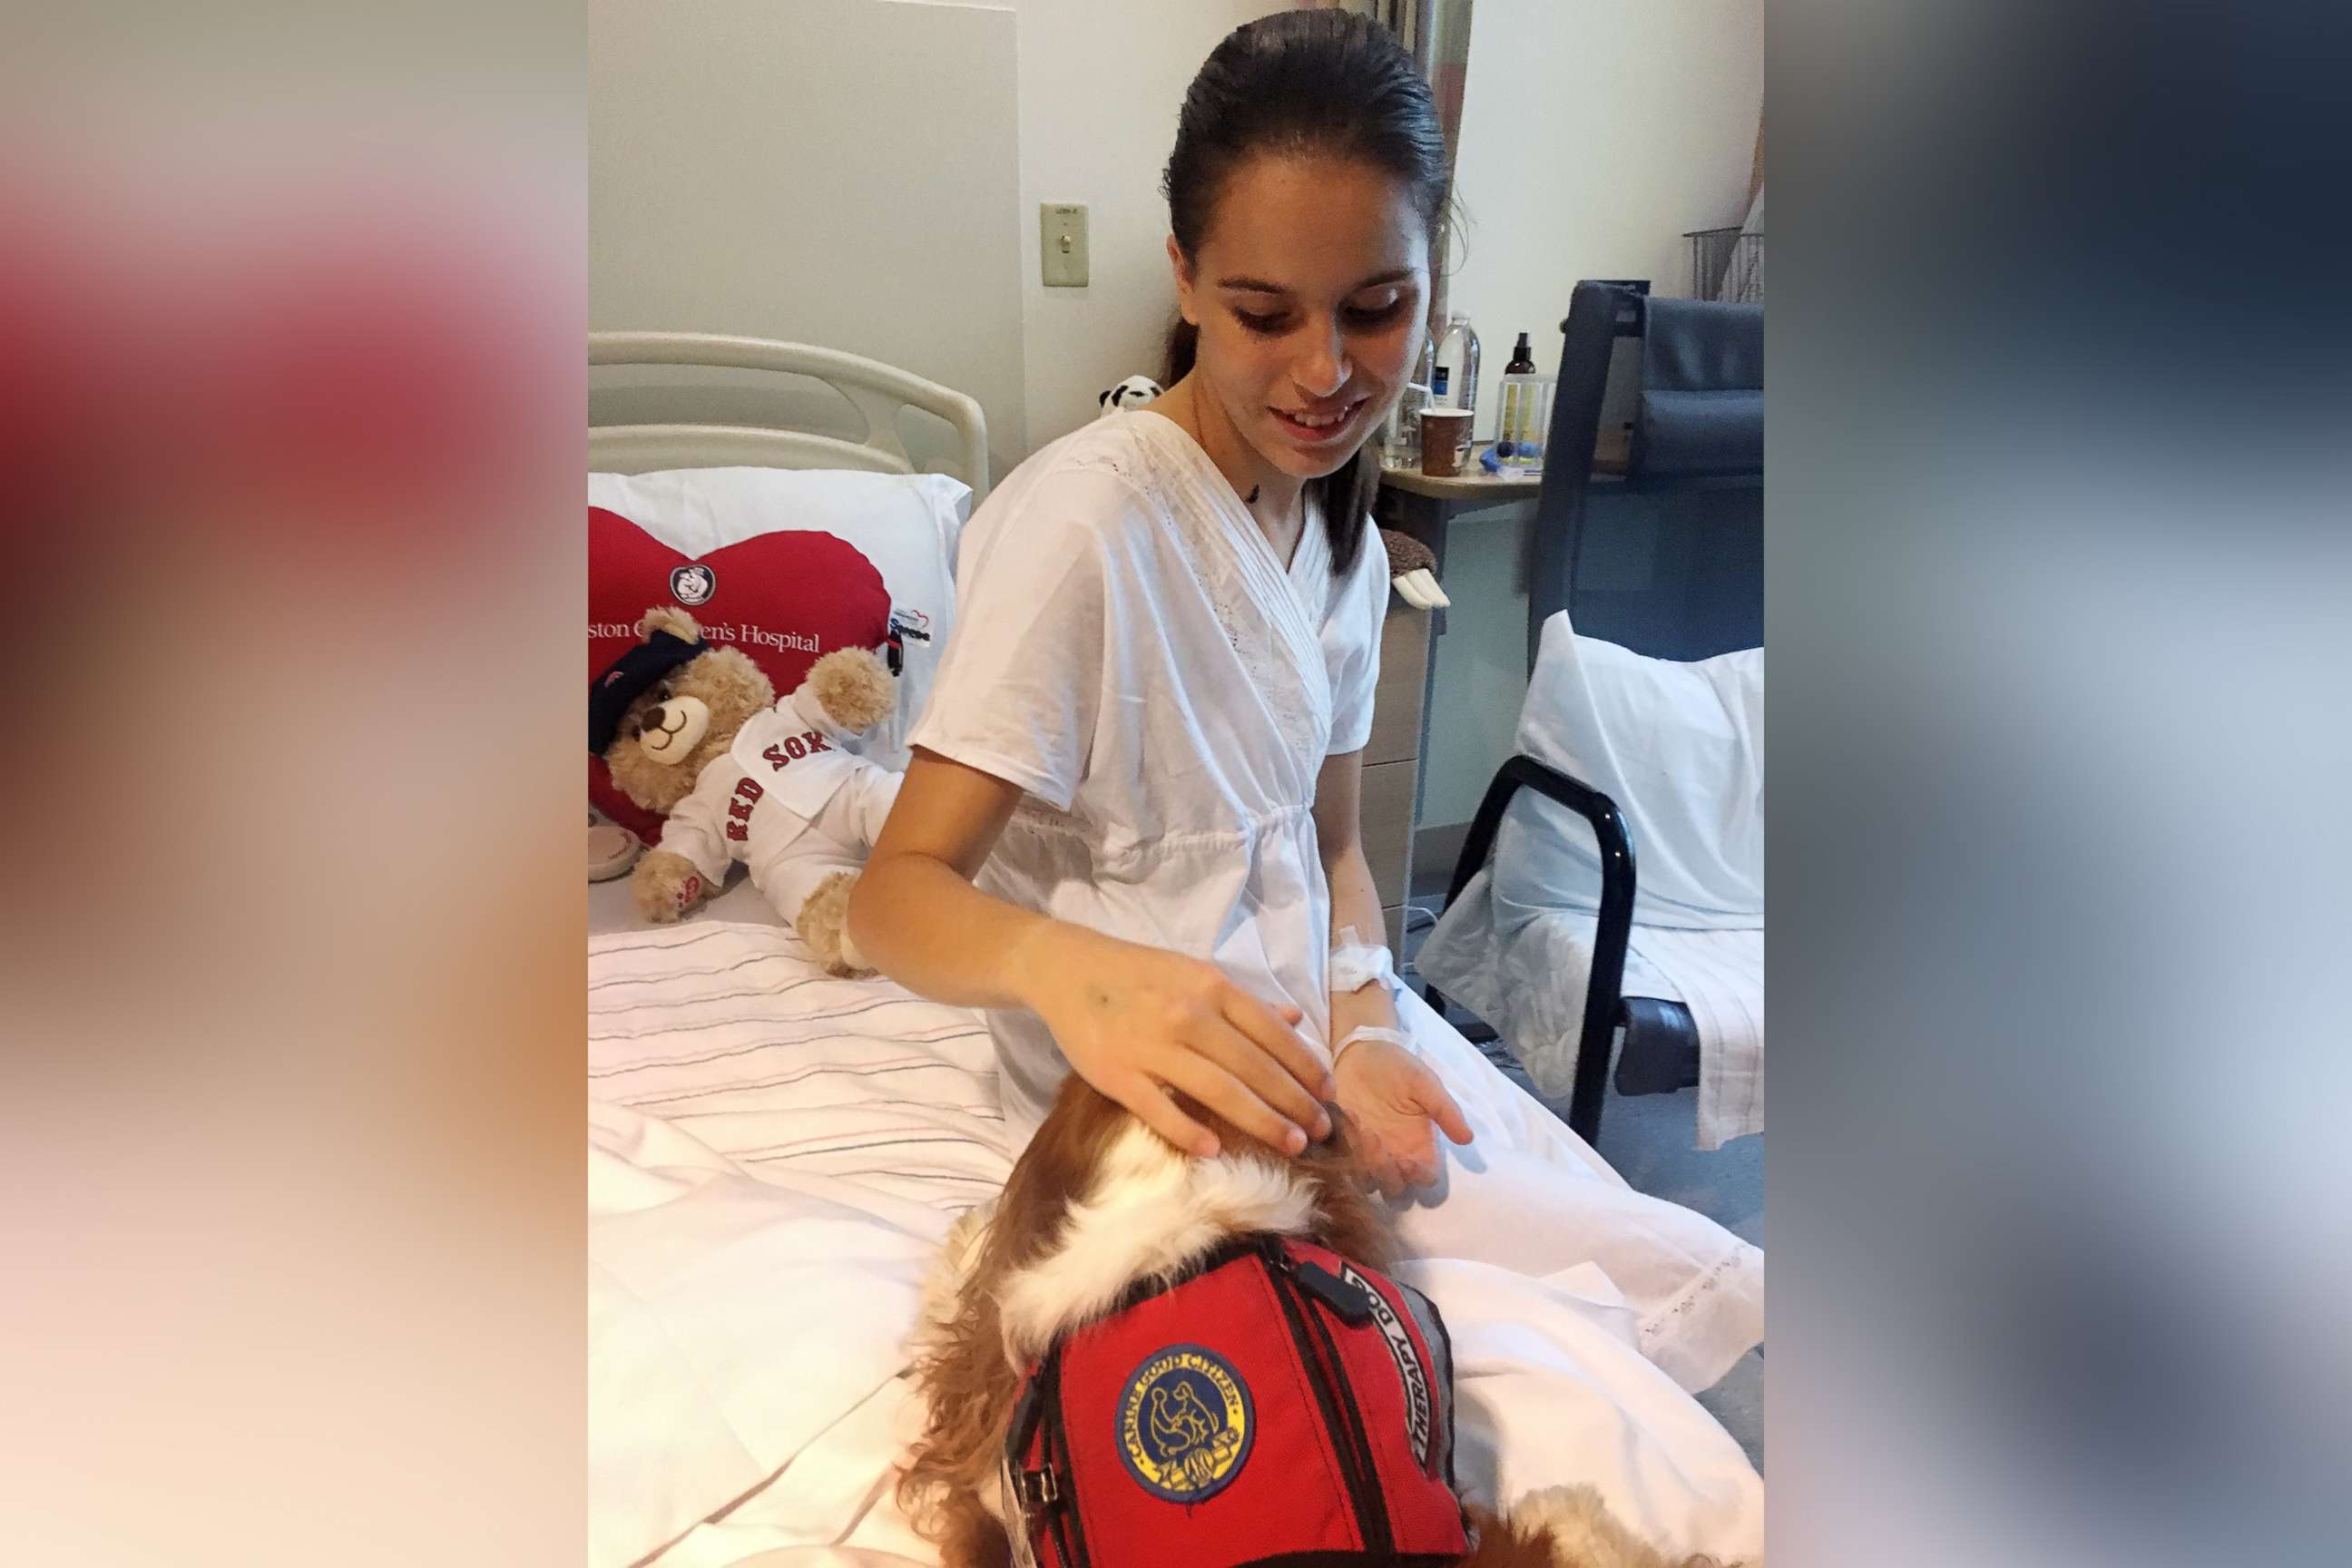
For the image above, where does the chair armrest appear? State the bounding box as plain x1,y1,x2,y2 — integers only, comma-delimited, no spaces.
1440,755,1635,1142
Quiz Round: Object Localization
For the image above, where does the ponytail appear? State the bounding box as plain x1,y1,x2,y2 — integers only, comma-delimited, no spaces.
1161,316,1200,388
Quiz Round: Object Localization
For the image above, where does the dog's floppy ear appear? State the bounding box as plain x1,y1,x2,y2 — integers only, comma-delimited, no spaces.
1098,386,1114,407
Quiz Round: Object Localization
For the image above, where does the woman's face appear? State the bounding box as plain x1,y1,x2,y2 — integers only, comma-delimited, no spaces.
1171,153,1430,483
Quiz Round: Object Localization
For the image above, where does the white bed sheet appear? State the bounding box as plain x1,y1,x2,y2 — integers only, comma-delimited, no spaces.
591,920,1763,1568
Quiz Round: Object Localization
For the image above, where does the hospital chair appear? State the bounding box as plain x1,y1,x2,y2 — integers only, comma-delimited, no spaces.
1420,626,1764,1149
1423,288,1763,1147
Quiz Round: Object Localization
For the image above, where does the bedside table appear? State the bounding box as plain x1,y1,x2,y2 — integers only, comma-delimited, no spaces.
1375,431,1628,633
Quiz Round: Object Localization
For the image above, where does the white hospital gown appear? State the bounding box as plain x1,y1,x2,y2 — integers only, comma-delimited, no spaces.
910,412,1387,1131
908,412,1764,1399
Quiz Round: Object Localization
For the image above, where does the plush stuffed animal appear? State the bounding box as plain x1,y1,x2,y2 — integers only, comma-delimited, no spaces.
1379,526,1451,610
1097,374,1163,415
592,606,901,975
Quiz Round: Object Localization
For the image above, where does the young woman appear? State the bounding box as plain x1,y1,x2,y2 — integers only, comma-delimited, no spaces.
849,9,1462,1194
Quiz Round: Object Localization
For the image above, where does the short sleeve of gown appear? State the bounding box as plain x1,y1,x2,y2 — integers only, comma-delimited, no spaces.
906,472,1127,813
1322,512,1389,756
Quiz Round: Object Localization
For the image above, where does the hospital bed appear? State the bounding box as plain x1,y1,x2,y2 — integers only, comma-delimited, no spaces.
586,334,1763,1568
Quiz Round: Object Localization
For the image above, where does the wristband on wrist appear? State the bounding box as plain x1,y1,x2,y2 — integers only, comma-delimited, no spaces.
1333,1024,1416,1070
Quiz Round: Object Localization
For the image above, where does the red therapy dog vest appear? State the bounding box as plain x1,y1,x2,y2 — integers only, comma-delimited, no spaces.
1003,1237,1469,1567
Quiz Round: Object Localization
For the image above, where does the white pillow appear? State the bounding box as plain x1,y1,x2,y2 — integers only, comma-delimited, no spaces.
587,466,970,768
1494,614,1764,930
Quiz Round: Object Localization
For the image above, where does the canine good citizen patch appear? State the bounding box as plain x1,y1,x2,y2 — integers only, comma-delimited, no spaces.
1115,1345,1253,1502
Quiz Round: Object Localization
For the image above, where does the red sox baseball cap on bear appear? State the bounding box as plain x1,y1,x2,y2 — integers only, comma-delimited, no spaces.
1002,1236,1468,1568
589,628,706,756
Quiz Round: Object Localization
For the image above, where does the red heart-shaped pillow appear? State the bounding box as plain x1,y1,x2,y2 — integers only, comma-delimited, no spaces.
590,505,892,839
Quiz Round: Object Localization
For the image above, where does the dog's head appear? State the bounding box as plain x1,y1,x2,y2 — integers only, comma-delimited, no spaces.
983,1080,1388,1369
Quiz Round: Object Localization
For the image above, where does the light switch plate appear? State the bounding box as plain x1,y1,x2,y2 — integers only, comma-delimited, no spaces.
1041,202,1089,288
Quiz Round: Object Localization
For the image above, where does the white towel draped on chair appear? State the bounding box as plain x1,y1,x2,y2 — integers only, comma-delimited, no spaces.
1627,926,1763,1149
1420,614,1764,1149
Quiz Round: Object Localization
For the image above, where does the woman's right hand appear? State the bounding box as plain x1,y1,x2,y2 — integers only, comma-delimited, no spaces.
1012,923,1337,1159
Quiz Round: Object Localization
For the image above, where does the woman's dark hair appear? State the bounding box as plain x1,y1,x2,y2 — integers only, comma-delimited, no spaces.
1160,9,1450,576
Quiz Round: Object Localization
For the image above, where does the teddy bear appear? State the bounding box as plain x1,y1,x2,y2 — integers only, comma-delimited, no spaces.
592,606,902,975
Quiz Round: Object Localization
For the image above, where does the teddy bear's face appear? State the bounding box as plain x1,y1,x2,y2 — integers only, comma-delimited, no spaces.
603,643,774,815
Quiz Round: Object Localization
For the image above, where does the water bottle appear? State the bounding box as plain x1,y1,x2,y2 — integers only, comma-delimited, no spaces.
1384,381,1432,466
1435,313,1481,421
1383,332,1439,462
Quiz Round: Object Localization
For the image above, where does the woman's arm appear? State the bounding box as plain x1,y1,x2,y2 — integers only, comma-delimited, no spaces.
1315,746,1407,1062
1313,748,1471,1193
844,750,1039,1010
850,750,1336,1157
1313,747,1400,1034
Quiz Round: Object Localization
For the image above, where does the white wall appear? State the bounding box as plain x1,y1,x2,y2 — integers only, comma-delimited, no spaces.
1007,0,1273,448
1445,0,1763,433
590,0,1271,467
1439,0,1759,430
589,0,1029,479
1418,0,1763,829
1002,0,1762,456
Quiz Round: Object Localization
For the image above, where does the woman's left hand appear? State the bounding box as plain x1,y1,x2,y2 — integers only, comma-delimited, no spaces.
1332,1036,1474,1198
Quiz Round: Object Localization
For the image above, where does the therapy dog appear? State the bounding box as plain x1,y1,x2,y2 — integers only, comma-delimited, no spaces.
898,1077,1725,1567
